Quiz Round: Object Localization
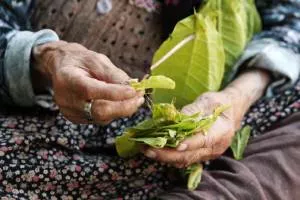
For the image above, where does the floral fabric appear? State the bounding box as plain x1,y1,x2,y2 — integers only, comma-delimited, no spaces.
0,0,299,199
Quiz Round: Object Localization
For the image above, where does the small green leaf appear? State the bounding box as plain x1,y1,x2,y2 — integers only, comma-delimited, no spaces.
130,137,168,148
130,75,175,91
187,163,203,191
152,103,180,122
230,126,251,160
115,131,141,158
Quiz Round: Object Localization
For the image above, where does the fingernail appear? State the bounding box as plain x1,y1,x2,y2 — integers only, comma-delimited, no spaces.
137,97,145,105
177,143,188,152
125,87,136,96
137,90,145,97
144,150,156,159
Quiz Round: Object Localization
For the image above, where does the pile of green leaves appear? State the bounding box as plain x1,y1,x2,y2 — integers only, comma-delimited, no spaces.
116,102,228,158
116,101,227,190
151,0,261,108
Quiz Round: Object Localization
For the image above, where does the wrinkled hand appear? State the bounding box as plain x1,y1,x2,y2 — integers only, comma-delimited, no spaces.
142,91,242,168
33,41,144,124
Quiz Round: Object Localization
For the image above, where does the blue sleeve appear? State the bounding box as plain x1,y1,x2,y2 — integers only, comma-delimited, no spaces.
0,0,59,106
234,0,300,95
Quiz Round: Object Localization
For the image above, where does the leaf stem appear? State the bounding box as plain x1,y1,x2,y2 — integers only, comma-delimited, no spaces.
151,34,196,70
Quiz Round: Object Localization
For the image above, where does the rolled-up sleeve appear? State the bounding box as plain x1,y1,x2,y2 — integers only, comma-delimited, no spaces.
0,1,59,106
233,0,300,95
4,30,58,106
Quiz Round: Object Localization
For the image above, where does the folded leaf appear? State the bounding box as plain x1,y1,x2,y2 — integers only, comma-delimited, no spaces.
186,163,203,191
130,137,168,148
230,126,251,160
115,131,141,158
201,0,247,75
130,75,176,91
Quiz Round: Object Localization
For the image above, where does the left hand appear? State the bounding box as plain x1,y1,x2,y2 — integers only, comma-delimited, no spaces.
142,91,241,168
141,69,270,167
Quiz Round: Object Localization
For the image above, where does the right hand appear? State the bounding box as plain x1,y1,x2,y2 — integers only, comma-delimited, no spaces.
32,41,144,124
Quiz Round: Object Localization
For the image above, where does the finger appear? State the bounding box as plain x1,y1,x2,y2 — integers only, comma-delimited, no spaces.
72,76,137,101
176,132,210,152
91,96,145,123
142,147,212,166
176,117,232,152
88,53,131,84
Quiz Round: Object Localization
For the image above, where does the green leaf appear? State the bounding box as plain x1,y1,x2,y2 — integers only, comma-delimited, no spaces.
245,0,262,40
201,0,261,79
130,137,168,148
151,12,225,108
130,75,175,91
152,103,180,122
187,163,203,191
115,131,141,158
230,126,251,160
201,0,247,74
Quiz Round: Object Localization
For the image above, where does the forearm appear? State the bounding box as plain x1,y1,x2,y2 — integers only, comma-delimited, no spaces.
223,69,271,126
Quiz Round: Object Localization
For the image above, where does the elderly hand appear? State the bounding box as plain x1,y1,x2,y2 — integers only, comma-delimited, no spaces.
32,41,144,124
142,69,271,167
142,91,238,168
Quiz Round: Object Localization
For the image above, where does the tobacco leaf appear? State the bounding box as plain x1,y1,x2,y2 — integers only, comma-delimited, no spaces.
186,163,203,191
130,75,175,91
230,126,251,160
151,12,225,108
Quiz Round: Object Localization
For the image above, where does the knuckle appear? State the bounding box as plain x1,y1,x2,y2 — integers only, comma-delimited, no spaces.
204,135,214,148
83,88,92,100
78,82,93,100
123,101,136,115
97,53,109,61
69,43,86,50
211,147,222,160
193,151,203,163
93,102,111,121
178,154,192,166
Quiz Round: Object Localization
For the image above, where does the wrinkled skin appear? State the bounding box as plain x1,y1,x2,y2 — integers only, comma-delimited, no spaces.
142,69,270,167
32,41,144,124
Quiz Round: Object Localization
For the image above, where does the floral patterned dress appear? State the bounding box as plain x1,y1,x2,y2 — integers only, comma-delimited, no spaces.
0,0,300,199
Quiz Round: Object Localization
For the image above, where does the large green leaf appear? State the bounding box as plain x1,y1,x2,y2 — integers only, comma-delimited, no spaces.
201,0,248,75
245,0,262,40
151,12,225,108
